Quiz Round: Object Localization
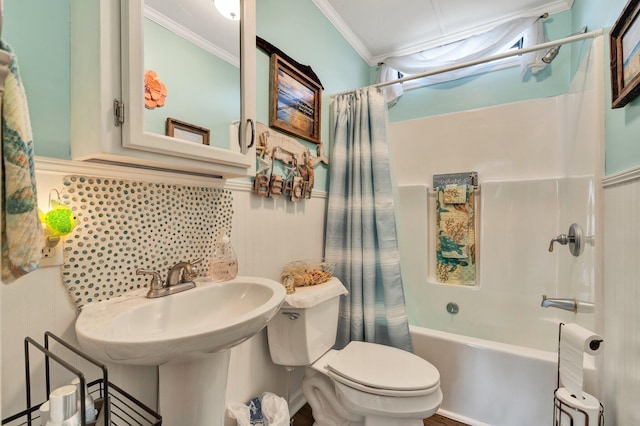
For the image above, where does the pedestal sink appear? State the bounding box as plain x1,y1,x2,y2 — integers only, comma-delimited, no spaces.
75,276,286,425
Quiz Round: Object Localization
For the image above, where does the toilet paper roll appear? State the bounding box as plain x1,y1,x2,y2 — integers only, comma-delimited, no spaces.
559,323,603,399
555,387,600,426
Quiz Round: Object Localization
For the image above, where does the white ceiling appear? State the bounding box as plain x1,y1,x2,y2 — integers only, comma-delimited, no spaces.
145,0,574,67
145,0,241,65
313,0,574,65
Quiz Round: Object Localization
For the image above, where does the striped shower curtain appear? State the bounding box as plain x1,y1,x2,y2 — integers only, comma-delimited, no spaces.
325,87,412,352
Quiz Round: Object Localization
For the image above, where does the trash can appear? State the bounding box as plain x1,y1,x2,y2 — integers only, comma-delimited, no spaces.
227,392,290,426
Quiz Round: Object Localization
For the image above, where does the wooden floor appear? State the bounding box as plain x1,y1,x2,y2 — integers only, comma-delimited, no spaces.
291,403,469,426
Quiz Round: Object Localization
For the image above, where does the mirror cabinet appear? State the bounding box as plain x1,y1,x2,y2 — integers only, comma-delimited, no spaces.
70,0,256,178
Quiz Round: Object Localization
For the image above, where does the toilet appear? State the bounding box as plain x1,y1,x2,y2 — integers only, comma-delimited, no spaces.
267,278,442,426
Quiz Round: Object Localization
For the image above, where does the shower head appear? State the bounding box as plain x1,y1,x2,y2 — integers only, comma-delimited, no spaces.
541,26,588,64
542,46,560,63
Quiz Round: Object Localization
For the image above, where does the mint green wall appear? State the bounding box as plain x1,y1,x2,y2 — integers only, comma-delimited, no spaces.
572,0,640,175
256,0,371,190
144,19,240,149
386,10,573,122
4,0,369,191
13,0,636,178
4,0,70,158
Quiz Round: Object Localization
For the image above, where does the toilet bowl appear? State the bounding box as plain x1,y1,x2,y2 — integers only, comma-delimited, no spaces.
267,278,442,425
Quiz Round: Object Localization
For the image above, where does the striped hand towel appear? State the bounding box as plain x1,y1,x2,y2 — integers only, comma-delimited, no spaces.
1,40,43,284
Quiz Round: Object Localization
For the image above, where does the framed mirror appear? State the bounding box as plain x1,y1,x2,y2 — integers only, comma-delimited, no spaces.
120,0,255,176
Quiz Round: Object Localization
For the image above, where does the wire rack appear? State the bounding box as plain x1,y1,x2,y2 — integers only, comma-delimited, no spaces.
553,390,604,426
1,332,161,426
552,323,604,426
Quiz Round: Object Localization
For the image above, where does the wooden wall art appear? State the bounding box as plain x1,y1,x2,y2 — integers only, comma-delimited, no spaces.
611,0,640,108
252,122,328,201
269,54,322,144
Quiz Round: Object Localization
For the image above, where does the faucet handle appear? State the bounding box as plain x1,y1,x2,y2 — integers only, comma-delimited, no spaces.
185,258,204,280
549,223,586,256
548,234,569,252
136,269,163,290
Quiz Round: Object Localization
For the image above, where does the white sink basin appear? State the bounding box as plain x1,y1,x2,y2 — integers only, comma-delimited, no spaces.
75,276,285,365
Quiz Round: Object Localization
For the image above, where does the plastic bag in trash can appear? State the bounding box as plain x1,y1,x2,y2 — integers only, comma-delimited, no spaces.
227,392,290,426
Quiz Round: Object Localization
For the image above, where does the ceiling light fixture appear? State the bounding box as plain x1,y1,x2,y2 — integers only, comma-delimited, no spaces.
214,0,240,21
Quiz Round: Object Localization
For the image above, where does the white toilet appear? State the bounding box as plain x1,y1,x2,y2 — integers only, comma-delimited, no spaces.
267,278,442,426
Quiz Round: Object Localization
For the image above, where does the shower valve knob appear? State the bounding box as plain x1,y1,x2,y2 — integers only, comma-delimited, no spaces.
548,234,569,252
548,223,585,257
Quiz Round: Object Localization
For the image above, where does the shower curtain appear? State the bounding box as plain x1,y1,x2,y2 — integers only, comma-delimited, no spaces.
325,87,412,352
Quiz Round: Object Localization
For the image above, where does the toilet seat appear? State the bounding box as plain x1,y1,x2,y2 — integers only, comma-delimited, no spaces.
333,379,443,419
324,341,440,397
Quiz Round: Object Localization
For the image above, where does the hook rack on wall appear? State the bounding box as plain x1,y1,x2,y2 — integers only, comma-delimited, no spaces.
433,171,478,189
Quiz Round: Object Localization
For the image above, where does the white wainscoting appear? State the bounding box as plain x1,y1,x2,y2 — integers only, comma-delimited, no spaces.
602,172,640,426
1,158,326,423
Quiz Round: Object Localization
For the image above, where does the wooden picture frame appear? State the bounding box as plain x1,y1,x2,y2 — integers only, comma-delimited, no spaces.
269,54,322,144
166,118,210,145
610,0,640,108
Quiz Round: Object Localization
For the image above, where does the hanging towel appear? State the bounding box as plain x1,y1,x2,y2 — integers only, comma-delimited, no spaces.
1,40,43,284
436,184,476,285
442,183,467,204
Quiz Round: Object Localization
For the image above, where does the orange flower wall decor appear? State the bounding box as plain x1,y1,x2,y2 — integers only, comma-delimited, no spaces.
144,70,167,109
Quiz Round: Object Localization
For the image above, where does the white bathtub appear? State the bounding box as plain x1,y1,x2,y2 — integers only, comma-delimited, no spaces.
410,325,558,426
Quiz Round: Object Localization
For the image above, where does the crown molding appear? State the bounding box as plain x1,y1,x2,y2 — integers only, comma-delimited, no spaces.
144,5,239,67
311,0,376,66
313,0,574,66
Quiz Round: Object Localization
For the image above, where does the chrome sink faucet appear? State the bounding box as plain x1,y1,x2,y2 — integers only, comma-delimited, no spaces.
137,258,203,298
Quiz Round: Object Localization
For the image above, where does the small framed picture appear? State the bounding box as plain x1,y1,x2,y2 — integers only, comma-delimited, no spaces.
269,54,322,144
166,118,210,145
610,0,640,108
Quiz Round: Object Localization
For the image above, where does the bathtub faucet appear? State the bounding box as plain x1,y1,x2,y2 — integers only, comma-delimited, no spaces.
540,295,595,313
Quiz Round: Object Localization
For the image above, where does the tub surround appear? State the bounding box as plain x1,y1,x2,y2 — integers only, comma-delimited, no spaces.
392,38,603,354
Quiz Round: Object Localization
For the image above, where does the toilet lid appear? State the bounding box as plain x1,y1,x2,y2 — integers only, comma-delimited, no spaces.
325,341,440,396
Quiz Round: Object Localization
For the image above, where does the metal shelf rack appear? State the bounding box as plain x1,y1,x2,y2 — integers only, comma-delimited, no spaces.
552,323,604,426
1,332,161,426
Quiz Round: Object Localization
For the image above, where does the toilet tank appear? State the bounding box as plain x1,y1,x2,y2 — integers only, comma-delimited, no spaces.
267,295,340,366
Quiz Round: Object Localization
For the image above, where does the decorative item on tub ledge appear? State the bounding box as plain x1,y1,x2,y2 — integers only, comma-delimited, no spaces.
280,259,336,294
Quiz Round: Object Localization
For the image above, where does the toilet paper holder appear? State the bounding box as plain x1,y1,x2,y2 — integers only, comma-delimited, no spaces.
553,390,604,426
553,323,604,426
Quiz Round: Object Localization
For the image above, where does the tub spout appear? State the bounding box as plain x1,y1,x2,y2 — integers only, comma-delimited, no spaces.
540,295,595,313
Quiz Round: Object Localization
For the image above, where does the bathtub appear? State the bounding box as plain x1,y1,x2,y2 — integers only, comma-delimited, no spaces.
410,325,558,426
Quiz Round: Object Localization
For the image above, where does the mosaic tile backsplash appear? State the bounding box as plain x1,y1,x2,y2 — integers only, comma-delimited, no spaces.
60,175,233,309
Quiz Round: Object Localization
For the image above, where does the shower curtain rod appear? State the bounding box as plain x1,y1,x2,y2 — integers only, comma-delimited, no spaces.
331,28,603,98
